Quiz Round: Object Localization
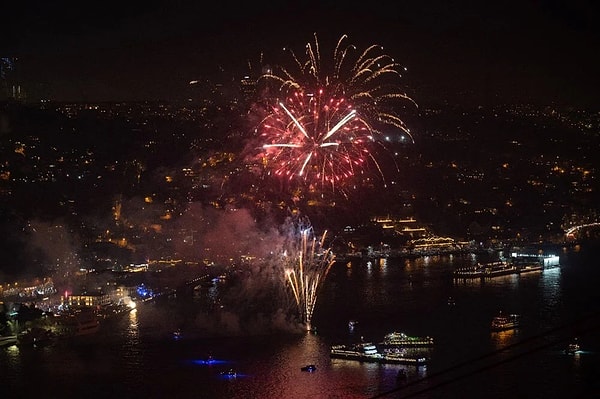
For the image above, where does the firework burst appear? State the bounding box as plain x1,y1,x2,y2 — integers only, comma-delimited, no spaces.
254,33,416,193
280,217,336,331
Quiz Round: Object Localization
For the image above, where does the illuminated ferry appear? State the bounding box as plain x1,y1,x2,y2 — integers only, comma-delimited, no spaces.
454,254,561,279
55,308,100,337
453,261,517,279
330,342,427,366
491,312,520,331
511,253,560,271
381,332,434,347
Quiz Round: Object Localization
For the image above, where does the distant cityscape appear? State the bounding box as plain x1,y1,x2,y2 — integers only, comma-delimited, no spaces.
1,63,599,306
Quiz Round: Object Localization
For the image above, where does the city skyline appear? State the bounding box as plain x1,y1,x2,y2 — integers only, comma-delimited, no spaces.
2,1,600,106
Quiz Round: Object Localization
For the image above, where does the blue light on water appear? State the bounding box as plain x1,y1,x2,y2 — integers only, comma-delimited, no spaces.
136,284,153,298
190,357,228,366
219,370,246,380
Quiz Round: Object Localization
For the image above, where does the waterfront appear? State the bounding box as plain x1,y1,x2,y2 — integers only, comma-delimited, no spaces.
2,244,599,398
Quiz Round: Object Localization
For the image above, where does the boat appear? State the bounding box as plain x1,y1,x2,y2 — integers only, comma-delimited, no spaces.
348,320,358,332
17,327,55,347
220,369,237,378
566,338,581,354
510,253,560,269
455,255,559,280
330,342,427,366
55,308,100,337
96,303,133,319
301,364,317,372
381,332,434,347
491,312,520,331
173,329,182,340
454,261,518,279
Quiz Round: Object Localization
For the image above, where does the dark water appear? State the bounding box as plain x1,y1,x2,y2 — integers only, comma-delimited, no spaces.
2,245,599,399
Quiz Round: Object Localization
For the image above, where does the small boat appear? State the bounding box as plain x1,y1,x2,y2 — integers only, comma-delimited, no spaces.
173,329,182,340
491,312,520,331
301,364,317,372
566,339,581,354
221,369,237,378
17,327,55,347
348,320,358,332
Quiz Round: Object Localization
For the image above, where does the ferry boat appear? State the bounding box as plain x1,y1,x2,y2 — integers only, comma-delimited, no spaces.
381,332,434,347
491,312,520,331
454,261,517,279
55,308,100,337
511,253,560,269
330,342,427,366
455,254,560,280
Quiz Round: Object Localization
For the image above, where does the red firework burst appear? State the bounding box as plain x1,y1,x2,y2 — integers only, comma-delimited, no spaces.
254,33,416,192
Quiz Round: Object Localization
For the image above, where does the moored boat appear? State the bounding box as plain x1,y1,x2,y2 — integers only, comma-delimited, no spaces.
455,254,559,280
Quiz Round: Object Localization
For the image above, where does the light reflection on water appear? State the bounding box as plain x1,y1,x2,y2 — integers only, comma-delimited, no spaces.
2,247,599,398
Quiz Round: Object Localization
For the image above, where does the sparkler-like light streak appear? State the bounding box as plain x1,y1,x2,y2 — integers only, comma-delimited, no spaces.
281,219,336,331
255,33,416,192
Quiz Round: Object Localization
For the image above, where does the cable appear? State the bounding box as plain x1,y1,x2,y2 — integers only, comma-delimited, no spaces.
369,309,600,398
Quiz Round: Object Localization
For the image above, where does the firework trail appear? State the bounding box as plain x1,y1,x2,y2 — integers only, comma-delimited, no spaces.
280,217,336,331
254,33,416,193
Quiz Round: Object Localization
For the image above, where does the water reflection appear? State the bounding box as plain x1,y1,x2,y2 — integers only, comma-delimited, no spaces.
125,308,139,341
2,246,597,399
490,329,518,350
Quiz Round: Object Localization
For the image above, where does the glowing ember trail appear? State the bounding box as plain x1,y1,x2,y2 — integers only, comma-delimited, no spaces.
255,33,416,192
281,219,336,331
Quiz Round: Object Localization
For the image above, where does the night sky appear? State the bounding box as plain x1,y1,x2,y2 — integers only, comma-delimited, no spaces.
2,1,600,106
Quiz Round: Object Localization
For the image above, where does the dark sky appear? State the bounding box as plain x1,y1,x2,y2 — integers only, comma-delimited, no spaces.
2,1,600,106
